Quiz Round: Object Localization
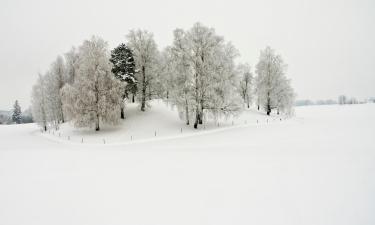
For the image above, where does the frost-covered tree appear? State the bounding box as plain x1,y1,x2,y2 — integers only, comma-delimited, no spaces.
61,36,123,131
109,43,136,119
255,46,295,115
126,30,158,111
169,23,242,128
44,56,65,127
151,48,175,99
12,100,22,124
64,47,79,85
31,74,47,131
255,46,286,115
274,77,295,115
237,63,253,108
44,71,63,130
169,32,194,125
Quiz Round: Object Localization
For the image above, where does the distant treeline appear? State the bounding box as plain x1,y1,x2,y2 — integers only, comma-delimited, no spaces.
295,95,374,106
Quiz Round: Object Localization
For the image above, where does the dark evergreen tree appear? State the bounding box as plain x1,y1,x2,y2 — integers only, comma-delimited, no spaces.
12,100,22,124
109,43,137,119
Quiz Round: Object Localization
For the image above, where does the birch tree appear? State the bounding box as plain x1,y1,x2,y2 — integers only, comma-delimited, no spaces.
31,74,47,131
45,56,65,126
255,46,294,115
169,23,242,128
64,47,79,85
237,63,253,108
126,30,158,111
61,36,123,131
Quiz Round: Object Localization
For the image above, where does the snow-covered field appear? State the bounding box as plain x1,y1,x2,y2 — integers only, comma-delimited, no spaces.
0,103,374,225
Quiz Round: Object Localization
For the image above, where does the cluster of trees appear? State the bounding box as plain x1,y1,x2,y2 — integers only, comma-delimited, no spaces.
338,95,360,105
31,23,295,131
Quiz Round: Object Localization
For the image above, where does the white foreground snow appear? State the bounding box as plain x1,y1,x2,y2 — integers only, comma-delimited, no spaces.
0,103,374,225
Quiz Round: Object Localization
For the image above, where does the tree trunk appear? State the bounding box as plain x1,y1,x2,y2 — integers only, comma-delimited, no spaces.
61,105,65,123
247,100,250,108
132,94,135,103
185,99,189,125
120,107,125,119
267,104,271,116
95,115,100,131
44,125,47,132
194,113,199,129
277,108,279,115
257,105,260,110
194,106,200,129
198,99,203,124
141,66,146,111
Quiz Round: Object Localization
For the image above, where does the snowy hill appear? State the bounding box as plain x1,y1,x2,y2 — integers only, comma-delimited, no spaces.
0,103,374,225
42,100,285,145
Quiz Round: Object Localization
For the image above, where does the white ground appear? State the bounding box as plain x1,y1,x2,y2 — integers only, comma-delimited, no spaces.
0,103,374,225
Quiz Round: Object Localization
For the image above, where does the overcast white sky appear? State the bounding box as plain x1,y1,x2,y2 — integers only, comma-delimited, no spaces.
0,0,374,109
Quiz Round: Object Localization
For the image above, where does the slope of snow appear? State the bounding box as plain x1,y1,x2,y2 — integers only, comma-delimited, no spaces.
0,103,374,225
42,100,283,144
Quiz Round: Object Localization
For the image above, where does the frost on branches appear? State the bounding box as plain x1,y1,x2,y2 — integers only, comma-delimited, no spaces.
255,46,295,116
31,74,47,131
237,63,253,108
126,30,158,112
167,23,242,128
61,36,124,131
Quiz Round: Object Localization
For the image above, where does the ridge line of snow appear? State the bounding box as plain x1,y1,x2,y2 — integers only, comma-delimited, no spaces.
37,118,295,147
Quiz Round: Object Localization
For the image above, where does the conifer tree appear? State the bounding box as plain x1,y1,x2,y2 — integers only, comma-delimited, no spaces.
109,43,137,118
12,100,22,124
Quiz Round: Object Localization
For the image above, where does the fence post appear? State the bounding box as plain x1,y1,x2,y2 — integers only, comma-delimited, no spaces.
103,138,106,144
81,137,83,143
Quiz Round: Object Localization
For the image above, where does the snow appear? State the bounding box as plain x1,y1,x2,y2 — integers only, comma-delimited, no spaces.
0,103,374,225
42,100,283,145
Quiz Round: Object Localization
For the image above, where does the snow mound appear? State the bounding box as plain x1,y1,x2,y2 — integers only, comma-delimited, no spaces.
41,99,284,144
